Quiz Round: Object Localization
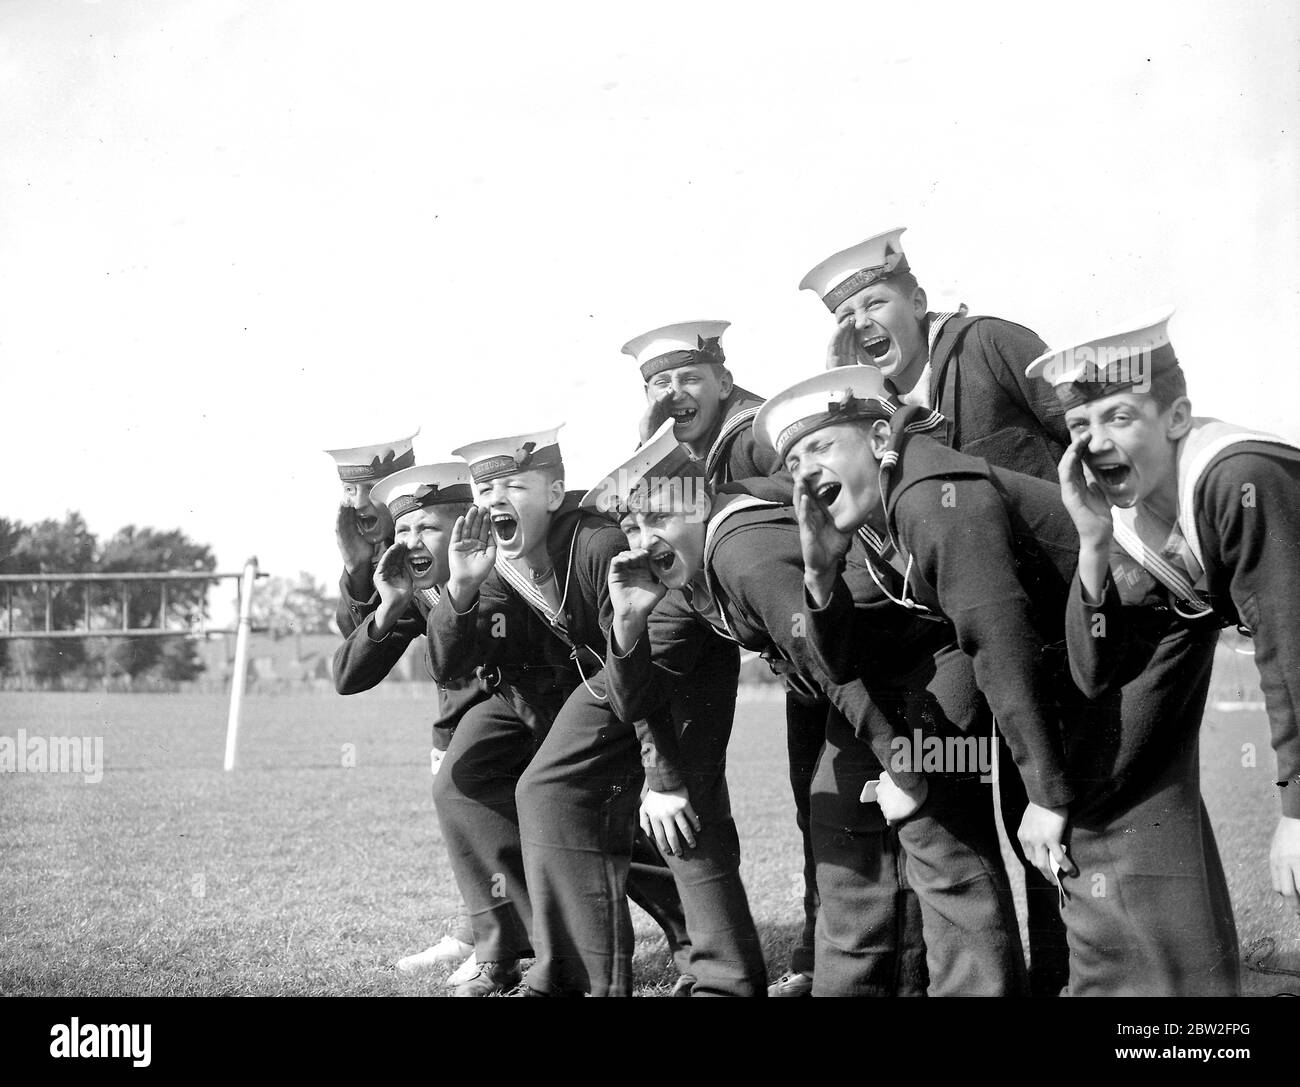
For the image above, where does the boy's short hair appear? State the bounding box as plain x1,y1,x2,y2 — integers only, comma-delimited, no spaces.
884,270,919,296
537,461,566,487
1148,366,1188,411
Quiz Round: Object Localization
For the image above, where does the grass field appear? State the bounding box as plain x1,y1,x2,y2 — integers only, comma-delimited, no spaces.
1,677,1298,997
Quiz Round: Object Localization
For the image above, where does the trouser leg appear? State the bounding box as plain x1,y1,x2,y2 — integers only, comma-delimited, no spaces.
432,696,536,962
810,708,926,997
430,743,478,950
996,729,1071,996
626,832,694,976
1063,622,1239,996
661,766,767,996
785,692,826,977
1064,749,1241,996
896,775,1029,996
517,685,643,996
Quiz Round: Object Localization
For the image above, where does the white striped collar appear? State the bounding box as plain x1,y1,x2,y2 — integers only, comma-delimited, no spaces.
493,528,579,634
1109,515,1214,619
704,405,761,481
896,306,967,410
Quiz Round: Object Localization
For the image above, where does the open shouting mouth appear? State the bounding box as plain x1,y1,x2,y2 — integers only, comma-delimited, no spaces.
648,546,677,578
491,514,519,543
356,511,380,535
1091,462,1132,489
669,405,698,429
814,481,842,507
861,334,890,361
407,552,433,577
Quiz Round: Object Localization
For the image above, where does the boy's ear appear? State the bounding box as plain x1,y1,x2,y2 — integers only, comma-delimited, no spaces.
716,366,734,399
1165,396,1194,440
868,417,892,458
911,285,928,322
546,477,566,511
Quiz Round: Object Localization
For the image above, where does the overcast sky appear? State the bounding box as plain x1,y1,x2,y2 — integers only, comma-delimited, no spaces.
3,0,1297,616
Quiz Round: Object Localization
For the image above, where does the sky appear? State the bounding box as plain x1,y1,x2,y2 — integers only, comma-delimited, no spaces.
2,0,1298,622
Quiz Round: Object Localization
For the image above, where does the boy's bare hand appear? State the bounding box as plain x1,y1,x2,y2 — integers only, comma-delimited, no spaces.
1270,816,1300,917
1058,433,1114,548
826,314,866,370
640,788,700,858
447,506,496,608
335,503,375,574
638,394,674,444
795,477,851,607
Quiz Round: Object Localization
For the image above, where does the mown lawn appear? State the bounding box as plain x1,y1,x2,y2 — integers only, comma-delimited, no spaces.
0,662,1296,996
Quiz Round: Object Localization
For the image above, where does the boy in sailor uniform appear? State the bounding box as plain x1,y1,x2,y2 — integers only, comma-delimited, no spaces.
597,421,1026,996
325,436,476,977
626,319,783,487
759,366,1139,998
801,229,1073,992
625,321,816,996
803,227,1068,481
1031,309,1300,993
327,431,418,639
581,420,772,997
333,462,481,697
428,427,691,997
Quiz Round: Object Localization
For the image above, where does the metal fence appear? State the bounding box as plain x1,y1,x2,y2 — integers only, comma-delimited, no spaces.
0,558,265,771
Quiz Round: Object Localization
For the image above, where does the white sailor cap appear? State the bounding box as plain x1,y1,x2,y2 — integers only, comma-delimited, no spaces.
580,419,703,515
1026,306,1180,410
754,366,897,461
799,228,911,312
452,426,565,484
370,463,474,522
324,429,420,483
621,320,731,381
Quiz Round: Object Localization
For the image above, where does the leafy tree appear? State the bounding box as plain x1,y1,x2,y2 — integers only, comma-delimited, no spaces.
0,516,218,688
96,526,216,684
0,513,96,687
250,572,339,639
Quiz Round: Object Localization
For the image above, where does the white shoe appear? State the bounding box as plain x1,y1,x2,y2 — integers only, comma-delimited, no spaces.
396,936,474,974
446,951,480,987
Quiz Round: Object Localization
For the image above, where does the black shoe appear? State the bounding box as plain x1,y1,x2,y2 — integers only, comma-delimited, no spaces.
452,960,521,997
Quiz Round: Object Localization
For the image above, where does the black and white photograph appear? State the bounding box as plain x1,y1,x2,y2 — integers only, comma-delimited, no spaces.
2,0,1298,1069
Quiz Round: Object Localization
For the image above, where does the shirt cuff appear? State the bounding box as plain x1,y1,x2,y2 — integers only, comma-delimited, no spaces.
448,592,478,618
1280,778,1300,819
609,628,644,660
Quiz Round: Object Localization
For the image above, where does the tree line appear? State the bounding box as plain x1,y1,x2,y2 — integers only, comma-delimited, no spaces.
0,513,339,690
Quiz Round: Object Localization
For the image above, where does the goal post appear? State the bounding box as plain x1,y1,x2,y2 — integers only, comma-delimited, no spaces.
222,557,259,771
